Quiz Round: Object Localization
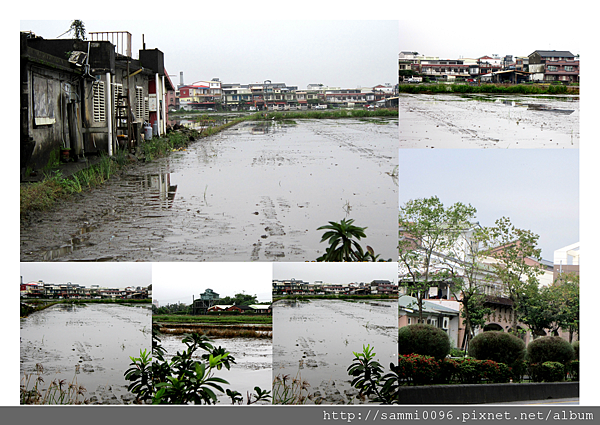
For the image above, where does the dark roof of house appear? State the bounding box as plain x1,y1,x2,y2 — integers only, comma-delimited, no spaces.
532,50,575,58
484,295,513,306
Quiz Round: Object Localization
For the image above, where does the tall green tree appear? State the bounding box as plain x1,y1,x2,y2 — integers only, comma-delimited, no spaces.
515,281,559,338
516,273,579,342
398,196,477,323
444,226,493,350
218,292,258,306
480,217,543,335
552,273,579,342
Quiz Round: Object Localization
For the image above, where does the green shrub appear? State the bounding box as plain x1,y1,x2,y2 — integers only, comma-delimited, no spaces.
528,361,565,383
572,341,579,360
468,331,526,366
397,354,440,385
449,348,466,358
454,358,482,384
567,360,579,381
436,358,460,384
527,336,574,365
511,360,528,382
479,360,512,383
398,324,450,360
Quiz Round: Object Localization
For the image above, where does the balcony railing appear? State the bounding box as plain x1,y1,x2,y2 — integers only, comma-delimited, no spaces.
90,31,132,58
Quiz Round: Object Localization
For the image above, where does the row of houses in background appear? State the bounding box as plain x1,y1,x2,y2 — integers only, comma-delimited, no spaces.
398,235,580,348
399,50,579,84
204,304,272,314
20,26,397,178
190,288,271,315
20,30,174,176
272,279,398,296
20,277,151,299
175,76,398,111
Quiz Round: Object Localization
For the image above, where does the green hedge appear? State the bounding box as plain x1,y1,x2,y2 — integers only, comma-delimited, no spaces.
398,324,450,360
397,355,512,385
468,331,526,369
528,361,565,382
527,336,575,365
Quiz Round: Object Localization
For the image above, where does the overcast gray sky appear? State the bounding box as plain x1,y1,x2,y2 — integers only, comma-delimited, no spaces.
19,19,398,90
152,263,272,306
273,262,397,285
399,20,580,60
399,149,579,261
20,262,151,287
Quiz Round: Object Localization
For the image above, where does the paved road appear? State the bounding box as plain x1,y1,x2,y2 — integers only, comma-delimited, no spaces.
484,398,579,405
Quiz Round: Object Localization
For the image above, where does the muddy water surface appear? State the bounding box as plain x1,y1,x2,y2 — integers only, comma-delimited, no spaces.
273,299,397,404
20,303,151,404
400,93,579,148
21,118,397,262
160,334,272,404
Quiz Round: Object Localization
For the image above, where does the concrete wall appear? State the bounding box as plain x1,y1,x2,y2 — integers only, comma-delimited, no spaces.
398,382,579,404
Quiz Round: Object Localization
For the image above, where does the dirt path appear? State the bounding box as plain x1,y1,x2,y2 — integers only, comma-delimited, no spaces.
21,119,398,262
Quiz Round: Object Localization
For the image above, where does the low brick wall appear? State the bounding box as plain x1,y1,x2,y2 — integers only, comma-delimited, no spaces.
398,382,579,404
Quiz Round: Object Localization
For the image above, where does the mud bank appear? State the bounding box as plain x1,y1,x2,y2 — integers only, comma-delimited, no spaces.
160,334,272,404
400,93,579,148
272,299,397,404
21,118,397,262
20,303,151,404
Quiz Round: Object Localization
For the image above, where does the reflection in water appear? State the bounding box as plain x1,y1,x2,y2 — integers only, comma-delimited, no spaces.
21,117,397,262
20,303,151,404
273,299,397,404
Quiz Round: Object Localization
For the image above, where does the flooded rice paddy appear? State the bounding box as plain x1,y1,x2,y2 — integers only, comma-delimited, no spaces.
159,334,272,404
21,118,397,262
400,93,579,148
273,299,397,404
20,303,151,404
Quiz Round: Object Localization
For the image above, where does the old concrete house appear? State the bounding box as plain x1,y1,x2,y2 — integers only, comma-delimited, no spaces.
20,30,172,176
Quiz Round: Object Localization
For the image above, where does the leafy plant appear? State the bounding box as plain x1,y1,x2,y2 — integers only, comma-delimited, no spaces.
124,349,153,403
125,330,271,405
347,345,399,404
316,219,389,262
316,218,367,262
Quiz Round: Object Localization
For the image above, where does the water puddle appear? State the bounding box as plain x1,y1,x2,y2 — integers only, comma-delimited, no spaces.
273,299,397,404
22,118,398,262
20,303,151,404
400,93,579,148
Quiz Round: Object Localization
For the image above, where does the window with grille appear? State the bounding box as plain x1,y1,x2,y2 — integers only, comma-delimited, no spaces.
113,83,123,113
113,83,126,128
92,81,106,122
135,86,146,121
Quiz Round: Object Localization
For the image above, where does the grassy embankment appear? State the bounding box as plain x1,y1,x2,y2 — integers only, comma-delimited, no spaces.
153,313,272,338
256,107,398,121
20,108,396,216
398,83,579,95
